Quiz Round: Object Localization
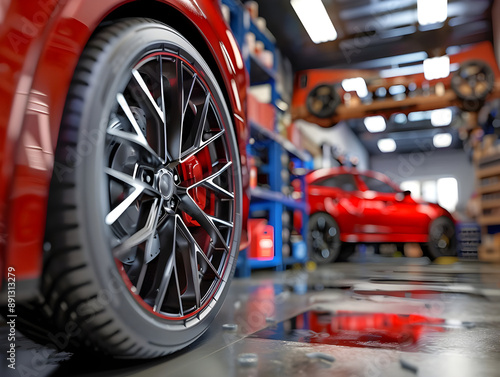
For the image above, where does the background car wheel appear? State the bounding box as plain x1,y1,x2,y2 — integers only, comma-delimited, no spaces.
17,18,242,359
425,217,457,260
308,213,341,264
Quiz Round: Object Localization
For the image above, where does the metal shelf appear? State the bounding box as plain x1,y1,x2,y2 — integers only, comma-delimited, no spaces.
222,0,310,276
250,121,310,160
250,187,308,211
249,54,275,85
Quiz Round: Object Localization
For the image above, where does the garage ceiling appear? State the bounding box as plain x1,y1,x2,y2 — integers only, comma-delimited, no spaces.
252,0,496,155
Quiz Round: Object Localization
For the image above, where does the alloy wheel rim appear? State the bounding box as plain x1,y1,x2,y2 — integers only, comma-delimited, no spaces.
104,52,236,320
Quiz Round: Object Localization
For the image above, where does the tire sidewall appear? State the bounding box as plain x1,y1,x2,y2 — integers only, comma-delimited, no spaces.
70,20,242,350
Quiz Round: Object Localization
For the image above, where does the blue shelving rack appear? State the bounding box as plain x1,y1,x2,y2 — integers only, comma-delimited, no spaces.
221,0,311,277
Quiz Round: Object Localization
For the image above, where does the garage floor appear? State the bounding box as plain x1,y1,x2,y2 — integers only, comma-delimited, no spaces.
2,255,500,377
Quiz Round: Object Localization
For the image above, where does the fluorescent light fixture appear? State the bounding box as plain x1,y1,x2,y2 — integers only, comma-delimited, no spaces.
378,138,397,153
431,108,453,127
364,116,387,133
433,133,452,148
291,0,338,44
394,113,407,124
342,77,368,98
408,111,430,122
389,85,406,96
380,64,424,78
423,56,450,81
418,0,447,25
375,87,387,97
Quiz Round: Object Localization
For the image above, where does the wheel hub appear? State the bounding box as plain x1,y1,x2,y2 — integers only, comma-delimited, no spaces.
158,169,175,200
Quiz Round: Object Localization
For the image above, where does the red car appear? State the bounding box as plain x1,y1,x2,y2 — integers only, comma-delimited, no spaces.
0,0,249,359
306,167,456,263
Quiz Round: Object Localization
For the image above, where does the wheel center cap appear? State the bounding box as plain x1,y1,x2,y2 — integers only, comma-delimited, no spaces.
158,170,174,199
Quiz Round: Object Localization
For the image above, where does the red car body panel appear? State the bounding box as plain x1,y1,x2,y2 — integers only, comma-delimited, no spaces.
307,167,453,244
0,0,249,291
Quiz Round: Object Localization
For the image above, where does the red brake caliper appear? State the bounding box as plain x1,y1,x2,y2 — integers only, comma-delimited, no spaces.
180,155,206,227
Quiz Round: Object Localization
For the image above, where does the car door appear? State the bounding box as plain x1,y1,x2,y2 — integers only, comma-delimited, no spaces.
309,173,363,236
357,174,428,237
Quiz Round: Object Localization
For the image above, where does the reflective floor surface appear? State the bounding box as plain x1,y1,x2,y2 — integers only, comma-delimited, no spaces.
2,255,500,376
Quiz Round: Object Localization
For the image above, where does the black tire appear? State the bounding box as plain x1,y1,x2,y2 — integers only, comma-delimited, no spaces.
308,213,341,264
306,84,341,119
18,18,242,359
425,217,457,260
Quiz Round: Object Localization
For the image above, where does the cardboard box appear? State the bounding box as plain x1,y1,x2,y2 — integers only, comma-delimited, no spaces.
247,93,275,131
478,234,500,262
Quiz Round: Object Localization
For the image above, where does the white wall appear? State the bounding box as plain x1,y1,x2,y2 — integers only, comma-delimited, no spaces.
370,149,475,213
295,120,370,171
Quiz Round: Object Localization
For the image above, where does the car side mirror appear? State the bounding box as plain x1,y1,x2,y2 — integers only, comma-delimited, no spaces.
396,190,411,202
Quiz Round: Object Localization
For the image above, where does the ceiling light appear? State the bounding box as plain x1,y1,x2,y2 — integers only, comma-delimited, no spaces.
423,56,450,81
431,108,453,127
342,77,369,98
408,111,430,122
380,64,424,78
291,0,338,44
388,85,406,96
394,113,407,124
364,116,387,133
433,133,453,148
378,138,397,153
418,0,447,25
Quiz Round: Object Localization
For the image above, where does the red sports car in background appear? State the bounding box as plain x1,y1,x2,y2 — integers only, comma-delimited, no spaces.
0,0,249,358
307,167,456,263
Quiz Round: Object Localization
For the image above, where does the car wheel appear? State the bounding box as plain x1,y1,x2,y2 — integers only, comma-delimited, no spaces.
19,18,242,359
426,217,457,260
308,213,341,264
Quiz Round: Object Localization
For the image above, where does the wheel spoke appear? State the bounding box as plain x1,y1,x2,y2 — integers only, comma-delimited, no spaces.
113,198,162,261
176,216,205,308
177,191,230,253
104,167,160,225
183,160,233,199
180,92,211,160
172,262,184,317
117,93,149,146
107,124,163,164
132,69,165,123
208,215,233,229
181,129,225,163
166,59,184,162
153,216,177,312
197,246,222,279
159,56,170,162
183,73,198,116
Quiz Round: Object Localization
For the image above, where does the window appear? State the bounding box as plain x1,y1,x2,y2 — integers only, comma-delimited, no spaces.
400,177,458,212
437,177,458,212
360,175,397,193
316,174,358,191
